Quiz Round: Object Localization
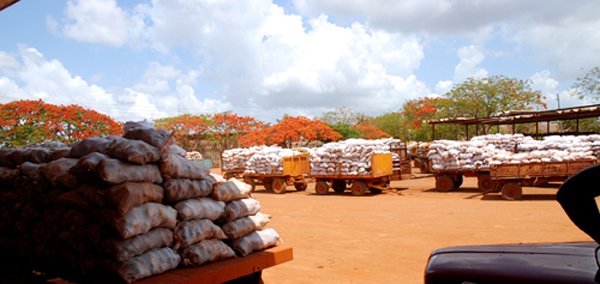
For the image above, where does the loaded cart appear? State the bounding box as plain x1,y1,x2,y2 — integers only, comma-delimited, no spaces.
223,156,311,194
242,156,310,194
312,153,393,196
488,160,596,200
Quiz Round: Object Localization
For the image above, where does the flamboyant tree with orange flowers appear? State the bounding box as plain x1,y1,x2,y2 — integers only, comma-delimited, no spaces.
0,99,122,148
153,114,210,150
210,112,267,149
239,116,342,147
354,122,391,139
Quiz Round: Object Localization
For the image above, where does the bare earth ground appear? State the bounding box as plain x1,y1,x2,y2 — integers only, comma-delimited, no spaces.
220,168,593,284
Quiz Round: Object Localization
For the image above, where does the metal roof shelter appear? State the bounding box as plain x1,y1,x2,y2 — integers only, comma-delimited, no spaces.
428,104,600,140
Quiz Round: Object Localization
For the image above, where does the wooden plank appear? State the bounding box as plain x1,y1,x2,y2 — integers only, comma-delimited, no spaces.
518,163,543,176
544,162,567,176
136,246,293,284
567,160,595,174
492,164,519,177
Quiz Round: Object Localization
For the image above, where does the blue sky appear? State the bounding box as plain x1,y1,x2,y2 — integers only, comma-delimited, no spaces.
1,0,599,123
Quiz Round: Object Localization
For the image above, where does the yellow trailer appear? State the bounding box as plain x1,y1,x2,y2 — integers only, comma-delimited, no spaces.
226,156,311,194
311,153,393,196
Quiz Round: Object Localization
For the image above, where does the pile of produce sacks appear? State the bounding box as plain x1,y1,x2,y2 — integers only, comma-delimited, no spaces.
185,151,203,160
0,122,283,283
243,147,304,175
428,134,600,171
309,138,395,176
221,146,266,171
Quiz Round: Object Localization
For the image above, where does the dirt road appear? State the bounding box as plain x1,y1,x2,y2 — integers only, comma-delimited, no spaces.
249,172,592,283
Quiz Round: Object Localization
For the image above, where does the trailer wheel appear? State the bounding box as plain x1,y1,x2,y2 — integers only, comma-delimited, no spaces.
243,176,256,191
272,178,286,194
332,180,346,193
294,182,307,191
501,183,522,200
315,181,329,195
351,181,367,196
435,175,455,192
477,174,497,193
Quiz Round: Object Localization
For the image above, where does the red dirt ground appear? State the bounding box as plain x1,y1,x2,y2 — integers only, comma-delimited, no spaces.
242,169,592,283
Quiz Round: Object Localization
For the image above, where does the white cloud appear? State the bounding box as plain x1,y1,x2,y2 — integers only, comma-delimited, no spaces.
530,70,593,109
515,15,600,78
294,0,600,80
292,0,585,34
59,0,136,47
435,80,453,95
453,45,488,82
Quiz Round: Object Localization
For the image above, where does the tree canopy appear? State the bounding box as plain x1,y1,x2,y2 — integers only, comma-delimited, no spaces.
0,99,122,148
239,116,342,147
573,66,600,101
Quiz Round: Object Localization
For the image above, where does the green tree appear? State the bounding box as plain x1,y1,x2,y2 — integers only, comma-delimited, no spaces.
573,66,600,101
442,75,546,134
329,123,361,139
397,97,454,141
368,113,403,139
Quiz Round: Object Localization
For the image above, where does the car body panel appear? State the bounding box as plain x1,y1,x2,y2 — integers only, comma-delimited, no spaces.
424,241,598,284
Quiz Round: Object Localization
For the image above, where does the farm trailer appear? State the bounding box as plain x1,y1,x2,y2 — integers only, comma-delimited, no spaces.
488,160,596,200
312,153,394,196
222,156,310,194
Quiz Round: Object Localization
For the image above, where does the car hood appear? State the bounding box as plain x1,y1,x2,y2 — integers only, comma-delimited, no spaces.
425,241,598,284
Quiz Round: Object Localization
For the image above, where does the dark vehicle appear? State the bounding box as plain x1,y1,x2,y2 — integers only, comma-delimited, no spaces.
425,164,600,284
424,241,598,284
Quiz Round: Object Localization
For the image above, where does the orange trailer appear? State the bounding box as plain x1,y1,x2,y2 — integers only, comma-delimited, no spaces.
312,153,393,196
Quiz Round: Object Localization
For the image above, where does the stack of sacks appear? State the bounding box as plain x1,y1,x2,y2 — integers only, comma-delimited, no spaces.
407,142,419,158
428,134,600,171
427,134,529,170
68,122,181,283
0,122,286,282
0,143,73,271
243,147,303,175
185,151,203,160
578,134,600,158
222,147,264,171
470,133,532,152
211,179,281,257
309,139,393,176
164,164,232,267
417,142,431,158
513,135,596,163
427,140,493,170
383,139,405,171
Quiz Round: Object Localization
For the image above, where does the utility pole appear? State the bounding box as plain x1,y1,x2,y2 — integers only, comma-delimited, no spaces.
556,93,561,109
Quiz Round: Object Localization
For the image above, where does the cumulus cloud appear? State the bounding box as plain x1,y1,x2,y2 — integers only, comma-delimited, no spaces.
529,70,592,109
294,0,600,79
0,46,235,122
58,0,140,47
293,0,584,34
453,45,488,82
46,0,432,121
435,80,453,95
515,15,600,78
